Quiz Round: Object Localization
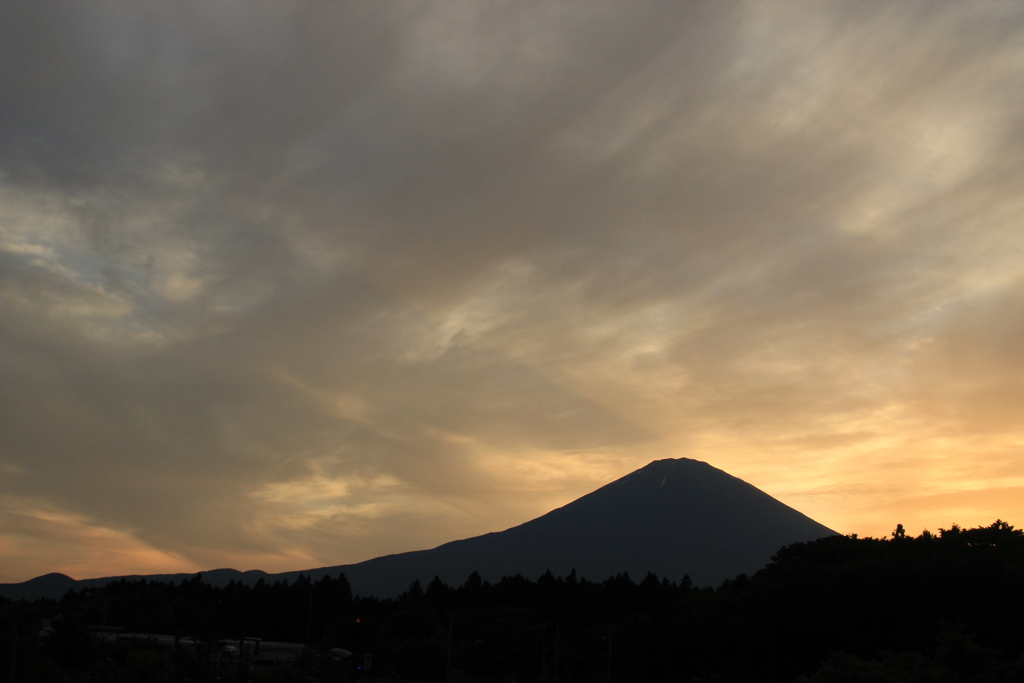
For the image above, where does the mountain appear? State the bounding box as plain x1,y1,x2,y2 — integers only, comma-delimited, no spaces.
279,457,836,593
0,572,77,601
0,458,836,600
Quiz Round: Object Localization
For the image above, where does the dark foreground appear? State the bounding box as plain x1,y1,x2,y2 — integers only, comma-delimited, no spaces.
2,521,1022,682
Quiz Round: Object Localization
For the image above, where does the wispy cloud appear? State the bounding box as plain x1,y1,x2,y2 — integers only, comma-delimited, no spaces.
2,1,1023,581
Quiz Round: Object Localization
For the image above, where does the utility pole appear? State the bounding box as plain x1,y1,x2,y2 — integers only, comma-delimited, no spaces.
554,622,559,683
306,586,314,646
446,611,453,683
0,612,15,683
598,626,613,683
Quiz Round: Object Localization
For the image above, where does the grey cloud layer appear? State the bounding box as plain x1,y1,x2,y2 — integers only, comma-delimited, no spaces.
2,1,1023,581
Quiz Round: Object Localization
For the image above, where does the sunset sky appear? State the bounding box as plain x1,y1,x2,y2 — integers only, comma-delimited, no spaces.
2,1,1023,584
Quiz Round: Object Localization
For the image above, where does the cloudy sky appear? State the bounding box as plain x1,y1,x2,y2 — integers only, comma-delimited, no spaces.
2,1,1023,584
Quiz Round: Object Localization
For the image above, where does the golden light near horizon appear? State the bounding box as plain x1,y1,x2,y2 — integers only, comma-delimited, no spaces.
2,1,1024,584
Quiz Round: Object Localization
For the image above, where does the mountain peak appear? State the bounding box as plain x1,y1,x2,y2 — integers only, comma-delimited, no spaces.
0,572,77,600
623,457,720,482
296,457,836,594
1,459,836,599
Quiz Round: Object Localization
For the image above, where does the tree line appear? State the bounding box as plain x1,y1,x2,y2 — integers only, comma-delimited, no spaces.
1,520,1022,682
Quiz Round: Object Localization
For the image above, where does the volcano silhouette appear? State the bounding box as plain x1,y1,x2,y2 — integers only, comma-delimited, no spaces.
0,458,837,599
275,457,836,594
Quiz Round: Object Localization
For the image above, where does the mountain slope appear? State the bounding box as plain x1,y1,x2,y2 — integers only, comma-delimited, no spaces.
0,572,77,601
1,458,836,599
278,457,835,594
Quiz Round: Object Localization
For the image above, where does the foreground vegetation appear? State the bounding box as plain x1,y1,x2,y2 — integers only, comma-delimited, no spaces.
2,520,1022,682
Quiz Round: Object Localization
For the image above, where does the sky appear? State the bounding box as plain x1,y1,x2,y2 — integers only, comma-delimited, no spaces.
2,1,1023,584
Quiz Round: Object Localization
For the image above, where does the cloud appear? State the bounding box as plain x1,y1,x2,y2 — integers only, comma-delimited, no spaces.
2,1,1024,581
0,497,200,582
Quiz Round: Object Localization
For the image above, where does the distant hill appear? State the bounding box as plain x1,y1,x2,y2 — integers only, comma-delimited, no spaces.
0,572,77,601
0,458,836,600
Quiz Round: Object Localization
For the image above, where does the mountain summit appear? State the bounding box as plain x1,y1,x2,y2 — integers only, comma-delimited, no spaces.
275,457,836,594
0,458,836,599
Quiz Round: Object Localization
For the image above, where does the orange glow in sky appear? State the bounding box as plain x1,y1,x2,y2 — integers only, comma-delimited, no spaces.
2,1,1023,583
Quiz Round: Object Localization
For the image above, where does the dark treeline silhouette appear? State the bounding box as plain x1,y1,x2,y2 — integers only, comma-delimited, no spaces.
2,520,1023,682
